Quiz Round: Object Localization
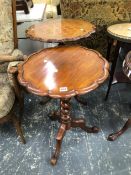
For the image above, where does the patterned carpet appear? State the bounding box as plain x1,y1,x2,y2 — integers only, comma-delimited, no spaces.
0,81,131,175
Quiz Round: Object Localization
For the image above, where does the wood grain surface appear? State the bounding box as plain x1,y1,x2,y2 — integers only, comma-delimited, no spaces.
26,18,95,42
18,45,109,98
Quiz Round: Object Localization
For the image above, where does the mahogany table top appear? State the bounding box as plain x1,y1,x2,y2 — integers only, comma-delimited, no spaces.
18,46,109,98
26,18,95,43
107,23,131,43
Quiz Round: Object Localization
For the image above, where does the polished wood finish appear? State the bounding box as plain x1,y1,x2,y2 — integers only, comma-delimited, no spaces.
26,19,95,43
18,45,109,165
26,18,96,105
50,98,99,165
18,46,109,98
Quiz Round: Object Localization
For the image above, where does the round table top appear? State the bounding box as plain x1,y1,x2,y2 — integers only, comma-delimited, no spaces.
26,18,95,43
18,46,109,98
107,23,131,43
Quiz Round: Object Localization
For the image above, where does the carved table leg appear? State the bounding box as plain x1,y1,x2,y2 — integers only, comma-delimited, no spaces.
12,113,26,144
51,98,71,165
51,124,66,165
108,119,131,141
50,98,100,165
71,118,100,133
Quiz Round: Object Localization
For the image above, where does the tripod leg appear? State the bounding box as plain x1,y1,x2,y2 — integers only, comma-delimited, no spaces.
71,118,100,133
51,124,66,165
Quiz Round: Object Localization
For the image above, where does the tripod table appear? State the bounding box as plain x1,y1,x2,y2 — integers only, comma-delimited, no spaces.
18,45,109,165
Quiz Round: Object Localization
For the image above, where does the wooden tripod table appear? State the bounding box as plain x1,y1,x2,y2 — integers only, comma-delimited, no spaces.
18,45,109,165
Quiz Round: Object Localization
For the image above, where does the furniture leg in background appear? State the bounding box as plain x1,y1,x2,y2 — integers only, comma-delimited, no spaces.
107,51,131,141
105,23,131,100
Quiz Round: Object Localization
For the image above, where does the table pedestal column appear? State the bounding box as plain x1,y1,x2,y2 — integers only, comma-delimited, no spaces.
50,98,100,165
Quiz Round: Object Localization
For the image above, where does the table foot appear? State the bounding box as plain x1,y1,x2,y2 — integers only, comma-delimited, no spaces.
71,118,100,133
75,95,87,105
108,119,131,141
48,111,60,121
51,124,66,166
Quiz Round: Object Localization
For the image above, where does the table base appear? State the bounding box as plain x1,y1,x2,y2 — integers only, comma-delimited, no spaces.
50,98,100,165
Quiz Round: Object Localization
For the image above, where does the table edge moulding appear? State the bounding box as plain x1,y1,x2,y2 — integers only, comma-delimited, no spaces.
25,18,96,43
18,46,109,98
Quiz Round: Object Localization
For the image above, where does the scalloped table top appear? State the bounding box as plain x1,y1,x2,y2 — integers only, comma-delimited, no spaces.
18,46,109,98
26,18,95,42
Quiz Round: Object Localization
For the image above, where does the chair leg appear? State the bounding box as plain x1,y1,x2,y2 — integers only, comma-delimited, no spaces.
10,71,24,118
18,93,24,119
11,113,26,144
105,41,121,100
